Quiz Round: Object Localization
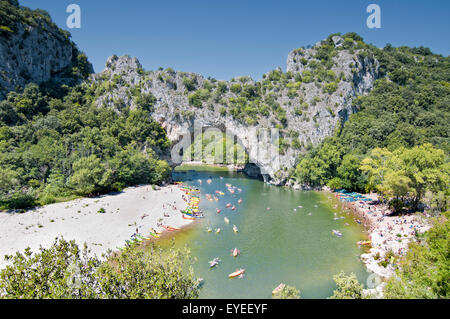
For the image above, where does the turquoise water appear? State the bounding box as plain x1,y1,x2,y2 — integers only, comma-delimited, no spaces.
169,167,369,299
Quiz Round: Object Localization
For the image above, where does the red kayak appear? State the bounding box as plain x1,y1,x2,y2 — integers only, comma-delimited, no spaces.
162,225,181,231
229,269,245,278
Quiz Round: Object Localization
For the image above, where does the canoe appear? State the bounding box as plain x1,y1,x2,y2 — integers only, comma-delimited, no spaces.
216,228,221,234
238,199,243,204
233,225,238,233
231,206,236,211
357,240,372,246
231,248,240,257
229,269,245,278
162,225,174,231
162,225,181,231
216,209,221,214
226,203,232,208
208,257,220,268
224,217,230,224
182,214,196,220
149,232,160,238
332,230,343,237
272,283,286,295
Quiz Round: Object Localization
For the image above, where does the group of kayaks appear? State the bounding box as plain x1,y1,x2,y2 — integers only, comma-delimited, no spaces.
181,187,204,220
182,180,247,280
208,247,244,278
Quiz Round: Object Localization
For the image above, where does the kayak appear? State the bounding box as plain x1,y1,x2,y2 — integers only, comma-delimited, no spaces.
233,225,238,233
216,228,221,234
231,248,240,257
272,283,286,295
224,217,230,224
229,269,245,278
357,240,372,246
208,257,220,268
162,225,181,231
226,203,232,208
231,206,236,211
238,199,243,204
216,208,221,214
182,214,196,220
332,230,343,237
162,225,175,231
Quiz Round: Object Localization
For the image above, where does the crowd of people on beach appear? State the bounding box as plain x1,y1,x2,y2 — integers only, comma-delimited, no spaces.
332,189,430,279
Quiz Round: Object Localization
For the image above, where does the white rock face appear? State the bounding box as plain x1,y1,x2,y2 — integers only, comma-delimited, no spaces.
91,36,380,184
0,22,76,99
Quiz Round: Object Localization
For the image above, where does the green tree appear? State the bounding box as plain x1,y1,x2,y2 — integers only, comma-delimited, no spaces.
361,144,449,212
0,238,100,298
329,271,365,299
70,155,110,196
0,238,199,299
95,244,199,299
272,285,301,299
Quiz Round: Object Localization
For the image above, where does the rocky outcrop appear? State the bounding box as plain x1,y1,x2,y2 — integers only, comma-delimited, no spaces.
90,35,380,184
0,1,91,99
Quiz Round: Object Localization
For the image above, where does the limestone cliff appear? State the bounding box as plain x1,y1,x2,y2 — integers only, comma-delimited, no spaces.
89,35,379,184
0,0,92,99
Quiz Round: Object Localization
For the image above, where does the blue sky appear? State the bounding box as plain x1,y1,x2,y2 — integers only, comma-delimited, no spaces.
20,0,450,80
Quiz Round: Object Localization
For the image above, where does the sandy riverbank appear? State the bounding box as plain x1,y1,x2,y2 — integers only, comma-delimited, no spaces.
0,184,193,269
329,191,431,281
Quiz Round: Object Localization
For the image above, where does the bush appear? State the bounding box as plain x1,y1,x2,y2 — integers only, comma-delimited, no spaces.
183,76,197,91
272,285,300,299
0,238,199,299
329,271,364,299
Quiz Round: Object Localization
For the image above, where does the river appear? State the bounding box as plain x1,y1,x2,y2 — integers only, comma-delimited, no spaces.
167,165,369,299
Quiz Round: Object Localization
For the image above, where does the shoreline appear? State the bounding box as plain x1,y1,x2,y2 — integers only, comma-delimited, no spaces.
0,183,194,269
322,189,431,296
